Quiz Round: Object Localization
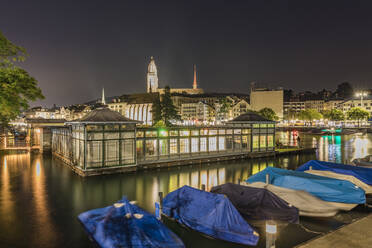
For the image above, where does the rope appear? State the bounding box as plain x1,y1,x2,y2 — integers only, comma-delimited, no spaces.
298,223,324,234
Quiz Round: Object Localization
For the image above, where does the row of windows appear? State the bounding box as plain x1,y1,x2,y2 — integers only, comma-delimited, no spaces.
136,134,274,161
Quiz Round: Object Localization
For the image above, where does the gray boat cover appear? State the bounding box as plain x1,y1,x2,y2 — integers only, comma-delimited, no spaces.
211,183,299,223
245,182,343,217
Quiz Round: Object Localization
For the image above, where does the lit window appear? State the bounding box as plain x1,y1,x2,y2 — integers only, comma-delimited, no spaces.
145,140,157,157
145,131,157,137
200,137,207,152
180,138,189,153
159,139,168,155
218,137,225,150
209,137,217,151
191,138,199,153
253,136,259,149
191,130,199,136
209,130,217,135
170,139,178,154
260,135,266,148
242,136,249,149
159,129,168,137
267,135,274,147
170,130,178,136
180,130,190,136
234,129,241,134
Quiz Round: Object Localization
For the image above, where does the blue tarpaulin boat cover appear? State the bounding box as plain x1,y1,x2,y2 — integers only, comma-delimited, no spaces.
162,185,259,246
246,167,366,204
211,183,299,223
78,197,185,248
297,160,372,186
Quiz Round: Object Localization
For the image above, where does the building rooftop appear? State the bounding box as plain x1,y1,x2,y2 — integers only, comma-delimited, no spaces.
25,118,67,124
71,107,141,123
229,111,273,122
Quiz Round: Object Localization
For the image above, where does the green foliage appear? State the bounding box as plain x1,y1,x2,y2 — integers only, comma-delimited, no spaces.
347,107,369,121
152,86,180,126
284,109,298,120
0,31,44,127
151,94,162,123
346,107,369,127
258,107,279,121
218,98,232,114
323,109,345,121
0,31,26,61
298,109,323,122
153,120,166,128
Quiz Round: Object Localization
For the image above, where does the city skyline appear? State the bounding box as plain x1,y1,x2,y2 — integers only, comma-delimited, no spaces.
2,0,372,106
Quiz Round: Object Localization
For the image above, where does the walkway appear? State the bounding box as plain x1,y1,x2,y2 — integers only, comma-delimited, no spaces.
297,214,372,248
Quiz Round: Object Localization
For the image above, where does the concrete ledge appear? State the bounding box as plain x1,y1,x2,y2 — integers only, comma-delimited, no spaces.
296,214,372,248
276,147,317,156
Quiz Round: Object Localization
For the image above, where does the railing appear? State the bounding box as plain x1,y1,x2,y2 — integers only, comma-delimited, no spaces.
0,135,31,150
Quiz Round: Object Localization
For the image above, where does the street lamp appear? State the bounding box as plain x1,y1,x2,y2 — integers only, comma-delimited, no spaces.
355,91,368,108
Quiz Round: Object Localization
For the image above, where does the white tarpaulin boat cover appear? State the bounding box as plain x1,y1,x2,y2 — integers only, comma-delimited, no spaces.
244,182,355,217
305,170,372,194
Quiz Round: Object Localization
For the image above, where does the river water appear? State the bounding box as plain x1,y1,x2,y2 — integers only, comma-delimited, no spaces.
0,132,371,248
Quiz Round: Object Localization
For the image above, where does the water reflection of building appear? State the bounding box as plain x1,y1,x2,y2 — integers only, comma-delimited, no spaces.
318,135,342,163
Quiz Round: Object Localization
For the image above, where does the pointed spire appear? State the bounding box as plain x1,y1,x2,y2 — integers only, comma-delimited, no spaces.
193,64,197,89
101,87,106,105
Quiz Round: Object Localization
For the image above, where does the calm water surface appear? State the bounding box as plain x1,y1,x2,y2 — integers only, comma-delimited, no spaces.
0,132,371,248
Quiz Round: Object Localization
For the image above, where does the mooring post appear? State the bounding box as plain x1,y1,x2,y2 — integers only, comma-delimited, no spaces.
266,174,270,184
266,220,277,248
157,191,163,220
309,166,313,170
238,179,241,185
201,184,206,191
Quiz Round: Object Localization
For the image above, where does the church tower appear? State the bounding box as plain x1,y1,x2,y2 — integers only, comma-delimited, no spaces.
101,87,106,105
147,56,158,93
192,64,198,89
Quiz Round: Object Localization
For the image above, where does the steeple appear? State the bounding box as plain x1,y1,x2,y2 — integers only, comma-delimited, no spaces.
147,56,158,93
101,87,106,105
193,64,198,89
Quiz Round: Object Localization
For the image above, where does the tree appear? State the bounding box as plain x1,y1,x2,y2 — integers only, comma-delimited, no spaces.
258,107,279,121
0,31,44,127
323,109,345,121
346,107,370,127
160,86,180,126
335,82,353,99
298,109,323,126
151,93,162,124
284,109,298,120
218,98,232,114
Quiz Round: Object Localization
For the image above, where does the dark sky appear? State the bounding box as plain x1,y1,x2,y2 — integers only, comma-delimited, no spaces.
2,0,372,107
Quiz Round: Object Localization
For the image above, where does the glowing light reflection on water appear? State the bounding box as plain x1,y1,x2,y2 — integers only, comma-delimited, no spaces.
0,133,371,247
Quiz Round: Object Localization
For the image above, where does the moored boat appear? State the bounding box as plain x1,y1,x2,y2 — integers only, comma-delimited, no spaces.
297,160,372,185
246,167,366,205
78,197,185,248
162,185,259,246
305,170,372,194
210,183,299,224
244,181,346,215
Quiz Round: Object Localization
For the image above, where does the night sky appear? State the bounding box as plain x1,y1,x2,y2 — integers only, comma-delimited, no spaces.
2,0,372,107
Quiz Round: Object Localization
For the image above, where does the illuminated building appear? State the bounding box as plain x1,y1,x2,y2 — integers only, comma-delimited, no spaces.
51,109,275,176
